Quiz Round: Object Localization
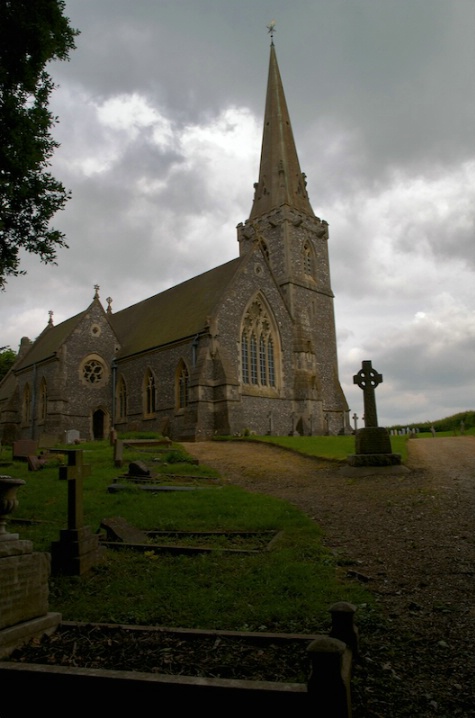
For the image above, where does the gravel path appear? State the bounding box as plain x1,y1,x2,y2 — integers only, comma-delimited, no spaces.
183,437,475,717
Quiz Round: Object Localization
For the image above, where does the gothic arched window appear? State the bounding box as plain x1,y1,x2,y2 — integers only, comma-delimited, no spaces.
143,369,156,416
241,297,278,389
23,383,31,423
176,361,189,409
38,378,47,422
117,376,127,421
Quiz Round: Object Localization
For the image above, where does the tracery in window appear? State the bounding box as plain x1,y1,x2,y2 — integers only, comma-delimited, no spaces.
241,334,249,384
23,383,31,423
117,376,127,420
38,378,47,421
83,359,104,384
241,297,278,388
176,361,189,409
144,369,156,415
79,354,109,387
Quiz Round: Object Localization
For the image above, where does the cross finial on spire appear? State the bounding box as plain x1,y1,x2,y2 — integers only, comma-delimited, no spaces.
266,20,276,45
94,284,100,299
106,296,113,314
48,310,54,326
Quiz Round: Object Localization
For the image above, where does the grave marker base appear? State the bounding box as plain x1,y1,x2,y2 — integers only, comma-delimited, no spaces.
347,426,402,468
51,527,102,576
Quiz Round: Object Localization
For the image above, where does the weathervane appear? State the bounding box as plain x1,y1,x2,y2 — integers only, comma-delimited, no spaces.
267,20,276,44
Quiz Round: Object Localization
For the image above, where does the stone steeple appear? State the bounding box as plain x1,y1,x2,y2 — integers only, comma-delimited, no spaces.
249,41,314,220
237,36,350,436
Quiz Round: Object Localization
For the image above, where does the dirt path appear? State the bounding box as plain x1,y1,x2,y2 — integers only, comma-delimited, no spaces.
183,437,475,717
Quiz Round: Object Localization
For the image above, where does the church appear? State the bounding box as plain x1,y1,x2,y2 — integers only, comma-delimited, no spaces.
0,41,350,443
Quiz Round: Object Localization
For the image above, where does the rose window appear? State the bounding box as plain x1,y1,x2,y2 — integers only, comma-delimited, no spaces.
83,359,104,384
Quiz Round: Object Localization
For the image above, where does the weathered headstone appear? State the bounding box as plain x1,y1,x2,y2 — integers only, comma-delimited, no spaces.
64,429,80,445
347,361,401,467
12,440,38,461
128,460,151,478
50,449,101,575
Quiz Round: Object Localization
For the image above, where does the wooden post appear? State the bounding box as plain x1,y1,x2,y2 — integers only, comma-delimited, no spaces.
330,602,359,657
307,636,352,718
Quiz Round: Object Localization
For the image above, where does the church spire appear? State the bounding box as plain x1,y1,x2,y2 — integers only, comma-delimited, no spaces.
249,41,314,220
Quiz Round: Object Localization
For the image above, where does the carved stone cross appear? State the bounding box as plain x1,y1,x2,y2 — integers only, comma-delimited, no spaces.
53,449,91,530
353,360,382,428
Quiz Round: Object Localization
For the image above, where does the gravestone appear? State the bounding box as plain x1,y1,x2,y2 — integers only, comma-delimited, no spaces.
27,455,47,472
64,429,80,445
128,460,151,478
347,360,401,467
50,449,101,575
12,440,38,461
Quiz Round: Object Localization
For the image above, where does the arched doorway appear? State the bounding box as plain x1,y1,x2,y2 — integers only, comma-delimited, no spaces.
92,409,105,440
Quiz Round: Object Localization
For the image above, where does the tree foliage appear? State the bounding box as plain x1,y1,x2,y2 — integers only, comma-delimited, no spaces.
0,0,79,288
0,346,17,381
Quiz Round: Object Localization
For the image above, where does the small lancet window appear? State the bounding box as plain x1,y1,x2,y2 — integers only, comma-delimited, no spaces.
177,361,189,409
117,376,127,420
23,383,31,423
144,369,156,415
39,378,47,421
303,242,313,276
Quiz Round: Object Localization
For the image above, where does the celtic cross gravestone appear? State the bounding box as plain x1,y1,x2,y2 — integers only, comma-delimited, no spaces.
353,360,382,428
347,361,401,468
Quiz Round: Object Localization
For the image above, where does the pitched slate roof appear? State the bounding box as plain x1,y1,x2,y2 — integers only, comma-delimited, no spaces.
13,312,87,371
111,256,245,359
11,256,246,374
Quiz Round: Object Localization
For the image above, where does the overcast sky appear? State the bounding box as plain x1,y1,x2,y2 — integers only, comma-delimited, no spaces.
2,0,474,427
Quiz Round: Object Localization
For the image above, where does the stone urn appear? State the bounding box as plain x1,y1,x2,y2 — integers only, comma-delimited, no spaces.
0,475,26,541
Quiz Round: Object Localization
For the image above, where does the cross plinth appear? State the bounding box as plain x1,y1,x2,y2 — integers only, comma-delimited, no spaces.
353,360,382,428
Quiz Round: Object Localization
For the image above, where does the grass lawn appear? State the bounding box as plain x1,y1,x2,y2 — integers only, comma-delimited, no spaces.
3,437,372,633
240,433,410,462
